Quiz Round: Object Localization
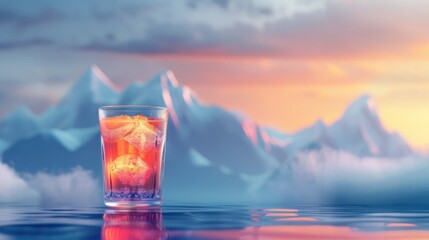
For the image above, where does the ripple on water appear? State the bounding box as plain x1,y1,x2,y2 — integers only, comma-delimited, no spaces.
0,205,429,239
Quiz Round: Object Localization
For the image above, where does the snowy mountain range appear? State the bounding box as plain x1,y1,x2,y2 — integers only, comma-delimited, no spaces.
0,66,414,203
285,95,412,158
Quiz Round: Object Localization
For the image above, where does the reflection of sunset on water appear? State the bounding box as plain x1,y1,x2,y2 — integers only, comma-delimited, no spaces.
265,213,298,217
276,217,318,222
102,210,165,240
264,208,299,213
386,223,417,228
189,225,429,240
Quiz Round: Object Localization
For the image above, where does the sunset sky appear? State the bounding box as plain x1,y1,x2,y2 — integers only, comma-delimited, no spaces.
1,0,429,149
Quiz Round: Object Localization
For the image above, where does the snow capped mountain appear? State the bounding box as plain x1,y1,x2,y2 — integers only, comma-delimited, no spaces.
285,119,330,156
330,95,412,157
0,66,415,203
287,95,412,158
0,66,119,147
40,65,120,129
117,70,282,174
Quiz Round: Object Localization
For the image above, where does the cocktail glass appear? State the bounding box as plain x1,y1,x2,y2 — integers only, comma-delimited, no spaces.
99,106,168,207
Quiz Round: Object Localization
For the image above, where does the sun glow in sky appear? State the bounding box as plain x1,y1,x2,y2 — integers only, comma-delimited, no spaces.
1,0,429,149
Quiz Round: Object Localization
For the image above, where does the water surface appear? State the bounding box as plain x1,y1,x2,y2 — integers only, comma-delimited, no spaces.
1,205,429,239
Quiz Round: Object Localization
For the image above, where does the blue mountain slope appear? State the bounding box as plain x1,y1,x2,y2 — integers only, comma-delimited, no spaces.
0,107,40,144
3,132,101,174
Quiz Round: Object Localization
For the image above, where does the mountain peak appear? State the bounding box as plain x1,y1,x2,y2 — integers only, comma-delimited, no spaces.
79,65,119,91
343,94,378,120
64,65,119,102
297,94,413,157
6,106,35,120
315,119,326,127
164,69,179,87
57,66,120,111
146,69,180,88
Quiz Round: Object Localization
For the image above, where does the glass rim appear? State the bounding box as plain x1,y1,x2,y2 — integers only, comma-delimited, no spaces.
99,105,167,111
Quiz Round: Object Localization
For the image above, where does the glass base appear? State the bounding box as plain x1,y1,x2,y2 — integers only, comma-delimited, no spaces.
105,199,161,208
104,190,161,208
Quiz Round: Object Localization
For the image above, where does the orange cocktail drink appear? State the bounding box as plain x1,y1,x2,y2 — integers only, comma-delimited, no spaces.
99,106,167,207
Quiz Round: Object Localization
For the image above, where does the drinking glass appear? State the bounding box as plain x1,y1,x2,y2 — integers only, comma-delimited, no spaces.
99,106,168,207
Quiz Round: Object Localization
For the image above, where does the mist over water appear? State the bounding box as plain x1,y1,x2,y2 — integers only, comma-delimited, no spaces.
2,148,429,207
269,148,429,205
0,161,101,207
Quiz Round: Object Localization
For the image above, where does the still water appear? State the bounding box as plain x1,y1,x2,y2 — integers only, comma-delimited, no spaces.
1,205,429,239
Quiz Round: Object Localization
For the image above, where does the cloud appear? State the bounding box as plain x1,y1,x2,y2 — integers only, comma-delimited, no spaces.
0,0,318,57
27,167,101,207
82,22,262,56
0,161,101,206
0,161,39,204
5,0,427,60
187,0,273,16
187,0,231,10
268,148,429,205
77,0,429,60
0,39,52,49
2,140,429,207
210,0,230,9
0,8,61,29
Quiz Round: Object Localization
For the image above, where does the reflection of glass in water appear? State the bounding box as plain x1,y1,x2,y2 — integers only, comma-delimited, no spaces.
102,209,166,240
